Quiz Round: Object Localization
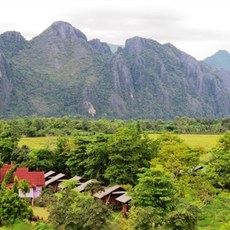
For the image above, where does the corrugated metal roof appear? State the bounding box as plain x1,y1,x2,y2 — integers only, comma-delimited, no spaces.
45,173,65,186
58,175,82,189
74,179,98,192
44,171,56,178
116,193,132,203
94,185,124,199
70,175,82,181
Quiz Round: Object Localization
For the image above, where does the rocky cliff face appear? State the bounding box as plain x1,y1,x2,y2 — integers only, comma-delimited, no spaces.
0,53,13,112
0,21,230,119
109,37,230,118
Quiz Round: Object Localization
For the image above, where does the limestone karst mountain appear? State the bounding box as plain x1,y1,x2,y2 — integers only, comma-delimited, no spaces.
1,21,230,119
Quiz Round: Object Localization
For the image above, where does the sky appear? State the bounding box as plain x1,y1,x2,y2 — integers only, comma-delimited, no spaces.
0,0,229,60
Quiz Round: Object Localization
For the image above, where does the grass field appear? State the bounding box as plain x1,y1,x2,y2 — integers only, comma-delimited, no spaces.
32,206,49,220
148,134,222,150
19,136,57,150
19,134,222,151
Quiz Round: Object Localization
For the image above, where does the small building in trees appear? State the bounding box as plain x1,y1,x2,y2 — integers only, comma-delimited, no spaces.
44,170,56,179
74,179,98,192
58,175,84,190
93,185,126,210
45,173,67,192
116,193,132,217
0,164,45,205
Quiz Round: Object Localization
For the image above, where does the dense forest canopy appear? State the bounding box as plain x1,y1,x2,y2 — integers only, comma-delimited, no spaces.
0,116,230,229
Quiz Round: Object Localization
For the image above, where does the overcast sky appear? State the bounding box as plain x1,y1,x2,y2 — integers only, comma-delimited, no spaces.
0,0,229,60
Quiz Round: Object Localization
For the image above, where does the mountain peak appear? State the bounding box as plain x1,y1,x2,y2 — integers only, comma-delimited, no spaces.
204,49,230,72
215,50,230,55
48,21,87,41
0,31,27,57
125,36,148,55
0,31,26,42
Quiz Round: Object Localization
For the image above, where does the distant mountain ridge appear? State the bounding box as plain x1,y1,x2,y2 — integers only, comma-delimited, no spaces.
204,50,230,72
1,21,230,119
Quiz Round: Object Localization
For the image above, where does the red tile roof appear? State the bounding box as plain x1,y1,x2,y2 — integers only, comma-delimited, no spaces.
14,171,45,187
0,164,45,187
0,164,15,183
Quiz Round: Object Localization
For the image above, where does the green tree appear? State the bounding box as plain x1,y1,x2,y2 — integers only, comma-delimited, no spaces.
66,136,93,176
156,142,200,178
127,206,162,230
28,149,55,172
105,127,155,185
0,177,33,225
53,137,73,175
208,131,230,189
132,164,176,213
82,134,109,181
165,203,199,230
48,187,111,230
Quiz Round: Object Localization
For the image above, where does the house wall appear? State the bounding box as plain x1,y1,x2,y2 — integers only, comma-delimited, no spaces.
19,186,42,198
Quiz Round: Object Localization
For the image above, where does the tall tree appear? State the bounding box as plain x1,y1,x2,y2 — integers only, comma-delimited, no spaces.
48,187,111,230
0,169,33,225
105,127,156,185
132,164,176,213
208,131,230,189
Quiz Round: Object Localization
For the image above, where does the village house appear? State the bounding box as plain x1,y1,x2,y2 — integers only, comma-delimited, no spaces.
93,185,126,210
0,164,45,205
116,193,132,217
45,173,67,192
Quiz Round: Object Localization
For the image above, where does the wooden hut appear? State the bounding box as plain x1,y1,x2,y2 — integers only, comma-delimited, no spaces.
116,193,132,217
94,185,126,210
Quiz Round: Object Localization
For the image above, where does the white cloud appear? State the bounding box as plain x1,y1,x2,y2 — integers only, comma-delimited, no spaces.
0,0,229,59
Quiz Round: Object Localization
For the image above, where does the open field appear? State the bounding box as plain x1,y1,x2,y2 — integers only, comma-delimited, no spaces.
148,134,222,150
32,206,49,220
19,136,57,150
19,134,222,151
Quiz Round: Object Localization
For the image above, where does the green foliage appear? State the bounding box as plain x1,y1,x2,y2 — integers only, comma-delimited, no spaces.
1,165,17,190
132,164,176,213
0,178,33,226
127,206,162,230
198,192,230,229
220,220,230,230
28,149,55,172
208,131,230,189
166,203,199,230
104,127,155,185
33,221,54,230
11,145,30,164
84,181,104,195
155,135,200,178
8,220,33,230
34,188,54,207
19,179,30,195
48,188,111,230
66,136,94,176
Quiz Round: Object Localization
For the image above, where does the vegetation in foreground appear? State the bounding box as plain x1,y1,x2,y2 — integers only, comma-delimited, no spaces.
0,117,230,229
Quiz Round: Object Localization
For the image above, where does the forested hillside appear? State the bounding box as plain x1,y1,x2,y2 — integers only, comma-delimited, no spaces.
1,21,230,119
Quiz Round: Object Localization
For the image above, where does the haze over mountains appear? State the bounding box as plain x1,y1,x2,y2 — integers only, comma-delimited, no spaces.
1,21,230,119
